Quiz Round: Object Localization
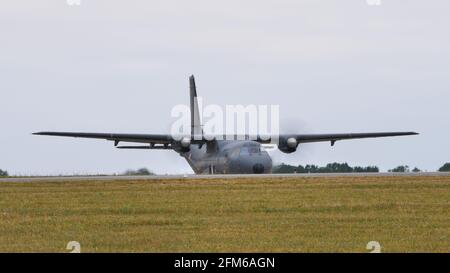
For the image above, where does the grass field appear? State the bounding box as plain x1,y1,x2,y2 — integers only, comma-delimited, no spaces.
0,176,449,252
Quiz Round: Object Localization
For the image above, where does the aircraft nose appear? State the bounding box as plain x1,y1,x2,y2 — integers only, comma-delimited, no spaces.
252,163,265,174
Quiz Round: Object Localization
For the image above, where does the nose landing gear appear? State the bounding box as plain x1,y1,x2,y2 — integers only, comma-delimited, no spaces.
253,164,265,174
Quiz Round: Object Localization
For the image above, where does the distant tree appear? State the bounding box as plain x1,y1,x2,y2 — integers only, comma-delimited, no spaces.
272,163,297,173
367,166,380,173
325,162,353,173
123,168,154,176
0,169,8,177
388,165,410,173
354,166,379,173
438,163,450,172
412,167,421,173
356,166,378,172
305,164,320,173
137,168,154,175
296,165,307,173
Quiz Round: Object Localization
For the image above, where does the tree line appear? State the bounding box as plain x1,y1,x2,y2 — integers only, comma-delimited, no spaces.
0,168,154,177
1,164,449,177
273,162,450,174
273,163,379,174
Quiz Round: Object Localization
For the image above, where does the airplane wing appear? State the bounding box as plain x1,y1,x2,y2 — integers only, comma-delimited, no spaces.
278,131,419,146
32,132,174,149
33,131,418,149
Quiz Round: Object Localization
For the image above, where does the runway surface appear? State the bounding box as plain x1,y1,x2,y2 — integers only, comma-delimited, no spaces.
0,172,448,183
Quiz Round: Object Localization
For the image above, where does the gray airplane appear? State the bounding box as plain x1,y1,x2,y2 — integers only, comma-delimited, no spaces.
34,76,418,174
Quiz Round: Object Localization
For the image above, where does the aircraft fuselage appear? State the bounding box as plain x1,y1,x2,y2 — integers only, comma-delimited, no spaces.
180,140,272,174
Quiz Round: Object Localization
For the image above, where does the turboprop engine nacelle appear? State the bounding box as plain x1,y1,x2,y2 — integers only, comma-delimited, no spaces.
173,136,191,152
278,137,298,154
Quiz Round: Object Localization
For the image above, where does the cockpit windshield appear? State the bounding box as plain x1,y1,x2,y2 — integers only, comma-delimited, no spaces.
239,146,261,156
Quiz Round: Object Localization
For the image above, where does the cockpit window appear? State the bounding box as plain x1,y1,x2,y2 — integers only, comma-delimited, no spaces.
240,146,260,156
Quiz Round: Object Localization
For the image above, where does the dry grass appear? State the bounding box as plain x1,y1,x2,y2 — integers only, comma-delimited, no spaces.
0,176,449,252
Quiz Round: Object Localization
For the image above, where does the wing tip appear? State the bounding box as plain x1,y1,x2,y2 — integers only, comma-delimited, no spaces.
32,132,61,136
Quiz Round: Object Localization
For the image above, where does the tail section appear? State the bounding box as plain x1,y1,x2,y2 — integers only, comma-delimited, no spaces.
189,75,203,139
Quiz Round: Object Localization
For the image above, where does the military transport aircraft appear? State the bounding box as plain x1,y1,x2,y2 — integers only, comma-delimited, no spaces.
34,76,418,174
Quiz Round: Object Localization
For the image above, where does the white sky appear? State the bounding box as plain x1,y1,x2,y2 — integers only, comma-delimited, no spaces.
1,0,449,175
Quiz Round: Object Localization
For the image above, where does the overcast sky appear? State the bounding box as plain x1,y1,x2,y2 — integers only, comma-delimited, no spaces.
1,0,449,175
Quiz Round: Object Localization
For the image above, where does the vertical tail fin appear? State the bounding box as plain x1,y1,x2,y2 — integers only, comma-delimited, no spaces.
189,75,203,139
